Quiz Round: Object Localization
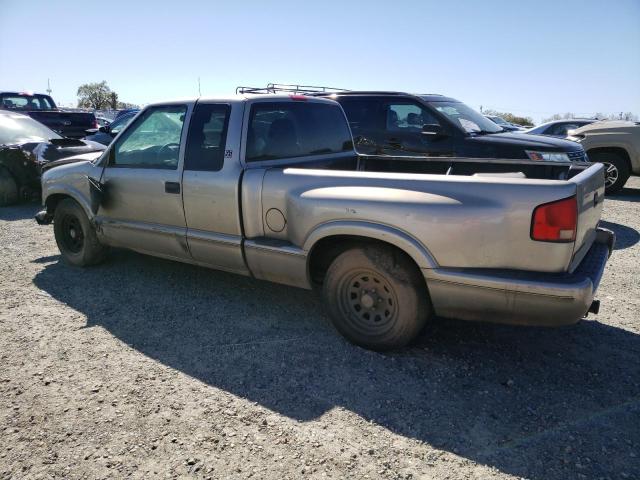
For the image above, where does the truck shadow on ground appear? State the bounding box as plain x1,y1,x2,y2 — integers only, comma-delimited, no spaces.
0,202,40,221
600,220,640,250
33,250,640,479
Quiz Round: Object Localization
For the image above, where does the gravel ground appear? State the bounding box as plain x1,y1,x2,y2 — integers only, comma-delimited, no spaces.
1,178,639,480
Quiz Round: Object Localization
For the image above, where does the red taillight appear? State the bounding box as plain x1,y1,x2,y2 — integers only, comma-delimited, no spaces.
531,196,577,242
92,119,98,128
289,94,307,101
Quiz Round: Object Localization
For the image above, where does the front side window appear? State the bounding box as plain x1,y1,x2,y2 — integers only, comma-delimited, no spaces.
112,105,187,169
184,103,230,171
246,101,353,162
386,103,440,131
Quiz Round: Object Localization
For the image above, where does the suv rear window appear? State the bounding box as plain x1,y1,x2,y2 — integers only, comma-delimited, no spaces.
0,94,55,110
246,101,352,162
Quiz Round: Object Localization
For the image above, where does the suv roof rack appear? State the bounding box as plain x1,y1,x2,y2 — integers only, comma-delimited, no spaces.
235,83,350,95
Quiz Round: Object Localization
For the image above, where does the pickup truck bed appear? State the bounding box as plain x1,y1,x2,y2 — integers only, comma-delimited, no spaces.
37,94,614,350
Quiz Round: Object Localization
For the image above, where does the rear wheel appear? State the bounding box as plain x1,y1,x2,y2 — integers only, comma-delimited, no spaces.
322,245,430,350
0,167,18,207
590,151,630,194
53,198,107,266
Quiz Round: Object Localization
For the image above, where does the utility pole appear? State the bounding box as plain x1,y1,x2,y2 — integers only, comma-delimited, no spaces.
480,105,483,113
198,77,201,97
46,78,52,96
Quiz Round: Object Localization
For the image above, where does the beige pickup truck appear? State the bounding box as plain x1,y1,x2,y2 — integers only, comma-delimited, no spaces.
568,120,640,193
36,95,614,350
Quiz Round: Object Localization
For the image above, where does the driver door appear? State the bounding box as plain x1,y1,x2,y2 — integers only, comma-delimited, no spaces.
381,100,454,157
97,104,191,260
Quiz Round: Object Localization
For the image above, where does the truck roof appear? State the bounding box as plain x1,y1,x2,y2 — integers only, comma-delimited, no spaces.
144,94,340,107
314,91,461,103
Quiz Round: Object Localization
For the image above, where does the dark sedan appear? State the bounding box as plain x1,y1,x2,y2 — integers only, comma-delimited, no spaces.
83,110,138,146
0,111,105,206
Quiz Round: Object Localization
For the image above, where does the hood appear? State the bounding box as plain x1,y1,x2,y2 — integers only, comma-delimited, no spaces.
41,150,104,172
19,138,106,164
467,131,583,152
571,120,640,135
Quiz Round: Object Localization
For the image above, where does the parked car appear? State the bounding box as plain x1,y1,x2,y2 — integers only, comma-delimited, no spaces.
36,94,613,350
0,92,98,138
96,117,112,128
484,115,523,132
567,120,640,194
308,91,589,166
525,119,598,138
0,111,105,206
114,108,140,120
83,110,138,146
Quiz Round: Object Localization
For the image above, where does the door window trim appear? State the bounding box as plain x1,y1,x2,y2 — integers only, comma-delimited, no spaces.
184,102,231,172
108,104,189,170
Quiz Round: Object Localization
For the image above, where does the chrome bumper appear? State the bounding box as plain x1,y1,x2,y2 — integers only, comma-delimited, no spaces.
423,228,615,326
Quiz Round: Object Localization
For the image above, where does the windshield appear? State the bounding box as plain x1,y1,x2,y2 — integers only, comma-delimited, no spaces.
0,113,62,145
488,116,508,126
1,94,55,110
426,100,503,134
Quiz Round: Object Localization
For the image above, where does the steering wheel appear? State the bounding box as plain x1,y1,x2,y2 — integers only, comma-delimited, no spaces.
156,143,180,163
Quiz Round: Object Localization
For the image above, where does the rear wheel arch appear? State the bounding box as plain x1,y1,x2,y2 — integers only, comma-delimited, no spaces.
306,232,433,296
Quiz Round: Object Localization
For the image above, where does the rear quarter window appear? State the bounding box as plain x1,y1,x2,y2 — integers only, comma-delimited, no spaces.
246,101,353,162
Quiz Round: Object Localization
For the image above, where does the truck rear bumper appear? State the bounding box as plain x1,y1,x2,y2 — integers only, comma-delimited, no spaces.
423,228,615,326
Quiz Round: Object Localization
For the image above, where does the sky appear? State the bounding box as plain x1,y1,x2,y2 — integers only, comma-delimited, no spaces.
1,0,639,123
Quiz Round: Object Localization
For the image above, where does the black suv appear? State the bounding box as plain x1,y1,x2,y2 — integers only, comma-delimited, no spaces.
321,92,587,163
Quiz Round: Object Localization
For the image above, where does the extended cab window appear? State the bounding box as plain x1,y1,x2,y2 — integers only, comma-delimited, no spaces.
246,101,352,161
184,103,230,171
111,105,187,169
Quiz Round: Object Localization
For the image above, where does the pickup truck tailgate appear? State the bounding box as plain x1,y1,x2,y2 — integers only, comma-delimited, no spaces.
570,163,606,271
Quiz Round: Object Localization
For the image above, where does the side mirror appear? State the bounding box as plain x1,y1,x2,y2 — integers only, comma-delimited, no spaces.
99,125,110,133
422,124,447,137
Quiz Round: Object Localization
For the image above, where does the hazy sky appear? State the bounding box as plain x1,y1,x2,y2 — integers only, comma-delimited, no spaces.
1,0,639,123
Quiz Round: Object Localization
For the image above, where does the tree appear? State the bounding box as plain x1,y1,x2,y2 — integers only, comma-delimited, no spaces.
109,91,118,110
77,81,112,109
483,109,534,127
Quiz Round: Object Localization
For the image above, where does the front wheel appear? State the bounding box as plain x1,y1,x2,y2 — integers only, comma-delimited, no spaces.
590,151,630,194
322,245,430,350
53,198,107,266
0,167,18,207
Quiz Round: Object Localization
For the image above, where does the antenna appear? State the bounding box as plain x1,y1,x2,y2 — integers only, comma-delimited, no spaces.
46,78,52,96
198,77,201,97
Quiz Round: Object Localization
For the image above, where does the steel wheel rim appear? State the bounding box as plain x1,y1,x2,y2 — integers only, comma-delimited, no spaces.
60,214,84,254
602,162,619,188
337,269,399,336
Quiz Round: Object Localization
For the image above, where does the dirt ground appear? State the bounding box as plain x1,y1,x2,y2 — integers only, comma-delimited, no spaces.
1,178,639,480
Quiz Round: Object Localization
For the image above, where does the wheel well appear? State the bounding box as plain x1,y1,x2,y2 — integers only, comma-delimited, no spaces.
308,235,426,289
45,194,73,214
587,147,631,169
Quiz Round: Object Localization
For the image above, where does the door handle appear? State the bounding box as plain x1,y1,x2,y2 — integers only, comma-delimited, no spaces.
165,181,181,194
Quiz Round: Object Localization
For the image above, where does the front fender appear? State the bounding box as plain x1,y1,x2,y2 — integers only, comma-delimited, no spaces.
41,161,95,220
303,220,438,269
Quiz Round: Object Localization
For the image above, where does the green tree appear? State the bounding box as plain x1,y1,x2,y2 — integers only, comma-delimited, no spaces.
77,81,112,109
484,109,534,127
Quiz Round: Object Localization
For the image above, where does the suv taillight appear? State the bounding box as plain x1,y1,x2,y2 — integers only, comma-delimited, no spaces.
531,196,577,242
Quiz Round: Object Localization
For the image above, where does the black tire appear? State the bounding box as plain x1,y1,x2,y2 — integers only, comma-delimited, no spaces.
0,167,18,207
589,151,630,194
322,245,430,350
53,198,107,267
